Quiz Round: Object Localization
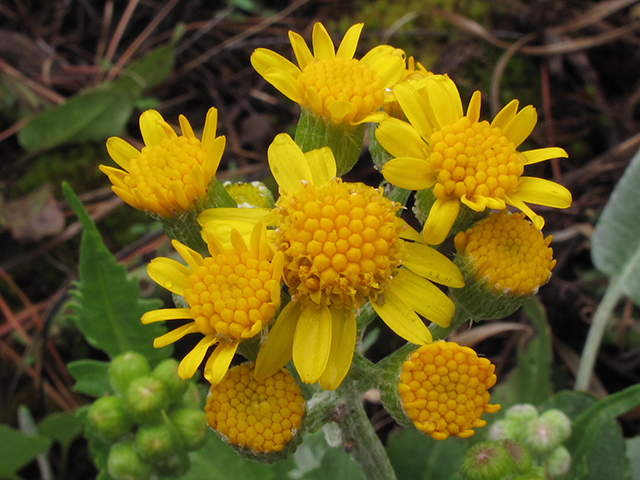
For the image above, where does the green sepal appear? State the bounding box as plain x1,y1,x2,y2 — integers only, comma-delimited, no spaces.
169,408,207,451
107,439,153,480
376,343,416,430
294,109,364,176
151,358,189,407
125,376,170,425
86,396,134,443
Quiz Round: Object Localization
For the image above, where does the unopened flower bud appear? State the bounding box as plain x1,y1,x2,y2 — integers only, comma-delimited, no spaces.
460,441,516,480
170,408,207,451
544,445,571,477
135,422,178,463
125,376,169,424
151,358,188,406
539,409,571,444
107,439,152,480
87,395,133,443
109,352,150,395
501,439,533,475
506,404,539,425
177,382,203,410
524,415,562,454
489,419,519,441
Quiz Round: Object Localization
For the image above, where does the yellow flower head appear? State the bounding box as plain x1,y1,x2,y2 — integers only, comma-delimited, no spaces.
454,211,556,295
399,341,500,440
100,108,225,216
205,363,305,453
142,222,283,385
251,22,405,125
377,75,573,244
383,57,433,119
200,134,464,390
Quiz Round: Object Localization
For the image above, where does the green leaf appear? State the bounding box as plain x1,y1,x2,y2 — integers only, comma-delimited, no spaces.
113,40,177,98
493,297,552,407
67,359,113,397
386,428,466,480
18,87,133,153
626,436,640,480
591,146,640,305
0,425,51,480
63,183,169,362
38,412,84,453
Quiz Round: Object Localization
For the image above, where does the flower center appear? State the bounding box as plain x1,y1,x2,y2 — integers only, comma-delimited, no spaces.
183,251,280,340
454,211,555,295
428,117,524,201
297,57,384,122
276,178,402,308
398,341,500,440
124,136,207,211
205,363,305,453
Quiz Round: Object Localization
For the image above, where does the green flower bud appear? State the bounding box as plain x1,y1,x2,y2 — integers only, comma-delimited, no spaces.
501,439,533,475
539,409,571,443
544,445,571,477
169,408,207,451
505,404,539,425
125,376,169,424
459,441,517,480
151,358,188,406
488,419,519,442
87,396,133,443
177,381,202,410
107,439,152,480
523,416,562,454
109,352,150,395
151,450,190,478
135,423,178,463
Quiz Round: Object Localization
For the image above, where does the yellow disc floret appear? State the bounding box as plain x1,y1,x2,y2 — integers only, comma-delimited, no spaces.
429,117,524,201
205,363,305,453
183,250,280,341
297,57,384,123
454,211,556,295
275,178,403,308
399,341,500,440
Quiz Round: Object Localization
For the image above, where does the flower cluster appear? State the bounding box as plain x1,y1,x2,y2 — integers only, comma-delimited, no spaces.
99,21,572,457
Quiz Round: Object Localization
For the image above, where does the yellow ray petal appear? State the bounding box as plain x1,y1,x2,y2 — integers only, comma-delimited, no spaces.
147,257,191,295
99,165,128,188
140,110,172,147
205,232,226,257
142,308,192,324
504,194,545,230
460,194,488,212
255,301,301,380
503,105,537,148
289,31,313,70
230,228,249,254
292,304,332,384
327,100,356,123
178,114,195,139
367,51,405,88
312,23,335,60
304,147,336,186
336,23,363,59
202,135,225,180
491,99,519,131
424,75,463,129
263,70,305,103
268,133,313,192
467,91,482,124
201,107,218,153
177,335,217,379
251,48,301,79
514,177,572,208
111,186,141,210
171,240,203,271
422,197,460,246
318,307,356,391
171,182,190,210
371,288,432,345
154,322,198,348
376,117,428,159
204,342,239,386
395,217,425,243
402,241,465,288
105,137,140,171
394,83,433,139
198,207,273,226
521,147,568,165
388,270,455,327
382,157,436,190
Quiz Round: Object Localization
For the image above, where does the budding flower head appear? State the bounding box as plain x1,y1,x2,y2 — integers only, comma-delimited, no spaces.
107,439,153,480
545,445,571,477
460,441,516,480
100,108,225,217
398,341,500,440
108,351,150,395
125,376,169,425
87,395,133,443
205,363,305,458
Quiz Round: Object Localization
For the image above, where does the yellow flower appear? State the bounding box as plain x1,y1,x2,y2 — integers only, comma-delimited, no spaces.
377,75,572,244
251,22,405,125
100,108,225,216
398,341,500,440
200,134,464,390
141,222,283,385
383,56,433,119
454,211,555,295
205,363,305,453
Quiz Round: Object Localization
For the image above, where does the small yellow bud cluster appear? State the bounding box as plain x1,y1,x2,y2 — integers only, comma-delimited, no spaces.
454,211,556,295
398,341,500,440
276,178,403,308
224,181,273,209
297,57,384,123
184,252,280,340
429,117,524,201
205,364,305,453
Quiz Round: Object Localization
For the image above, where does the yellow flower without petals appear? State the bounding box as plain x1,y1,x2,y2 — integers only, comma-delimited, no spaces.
142,222,283,385
377,75,573,245
251,22,405,125
100,108,225,216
